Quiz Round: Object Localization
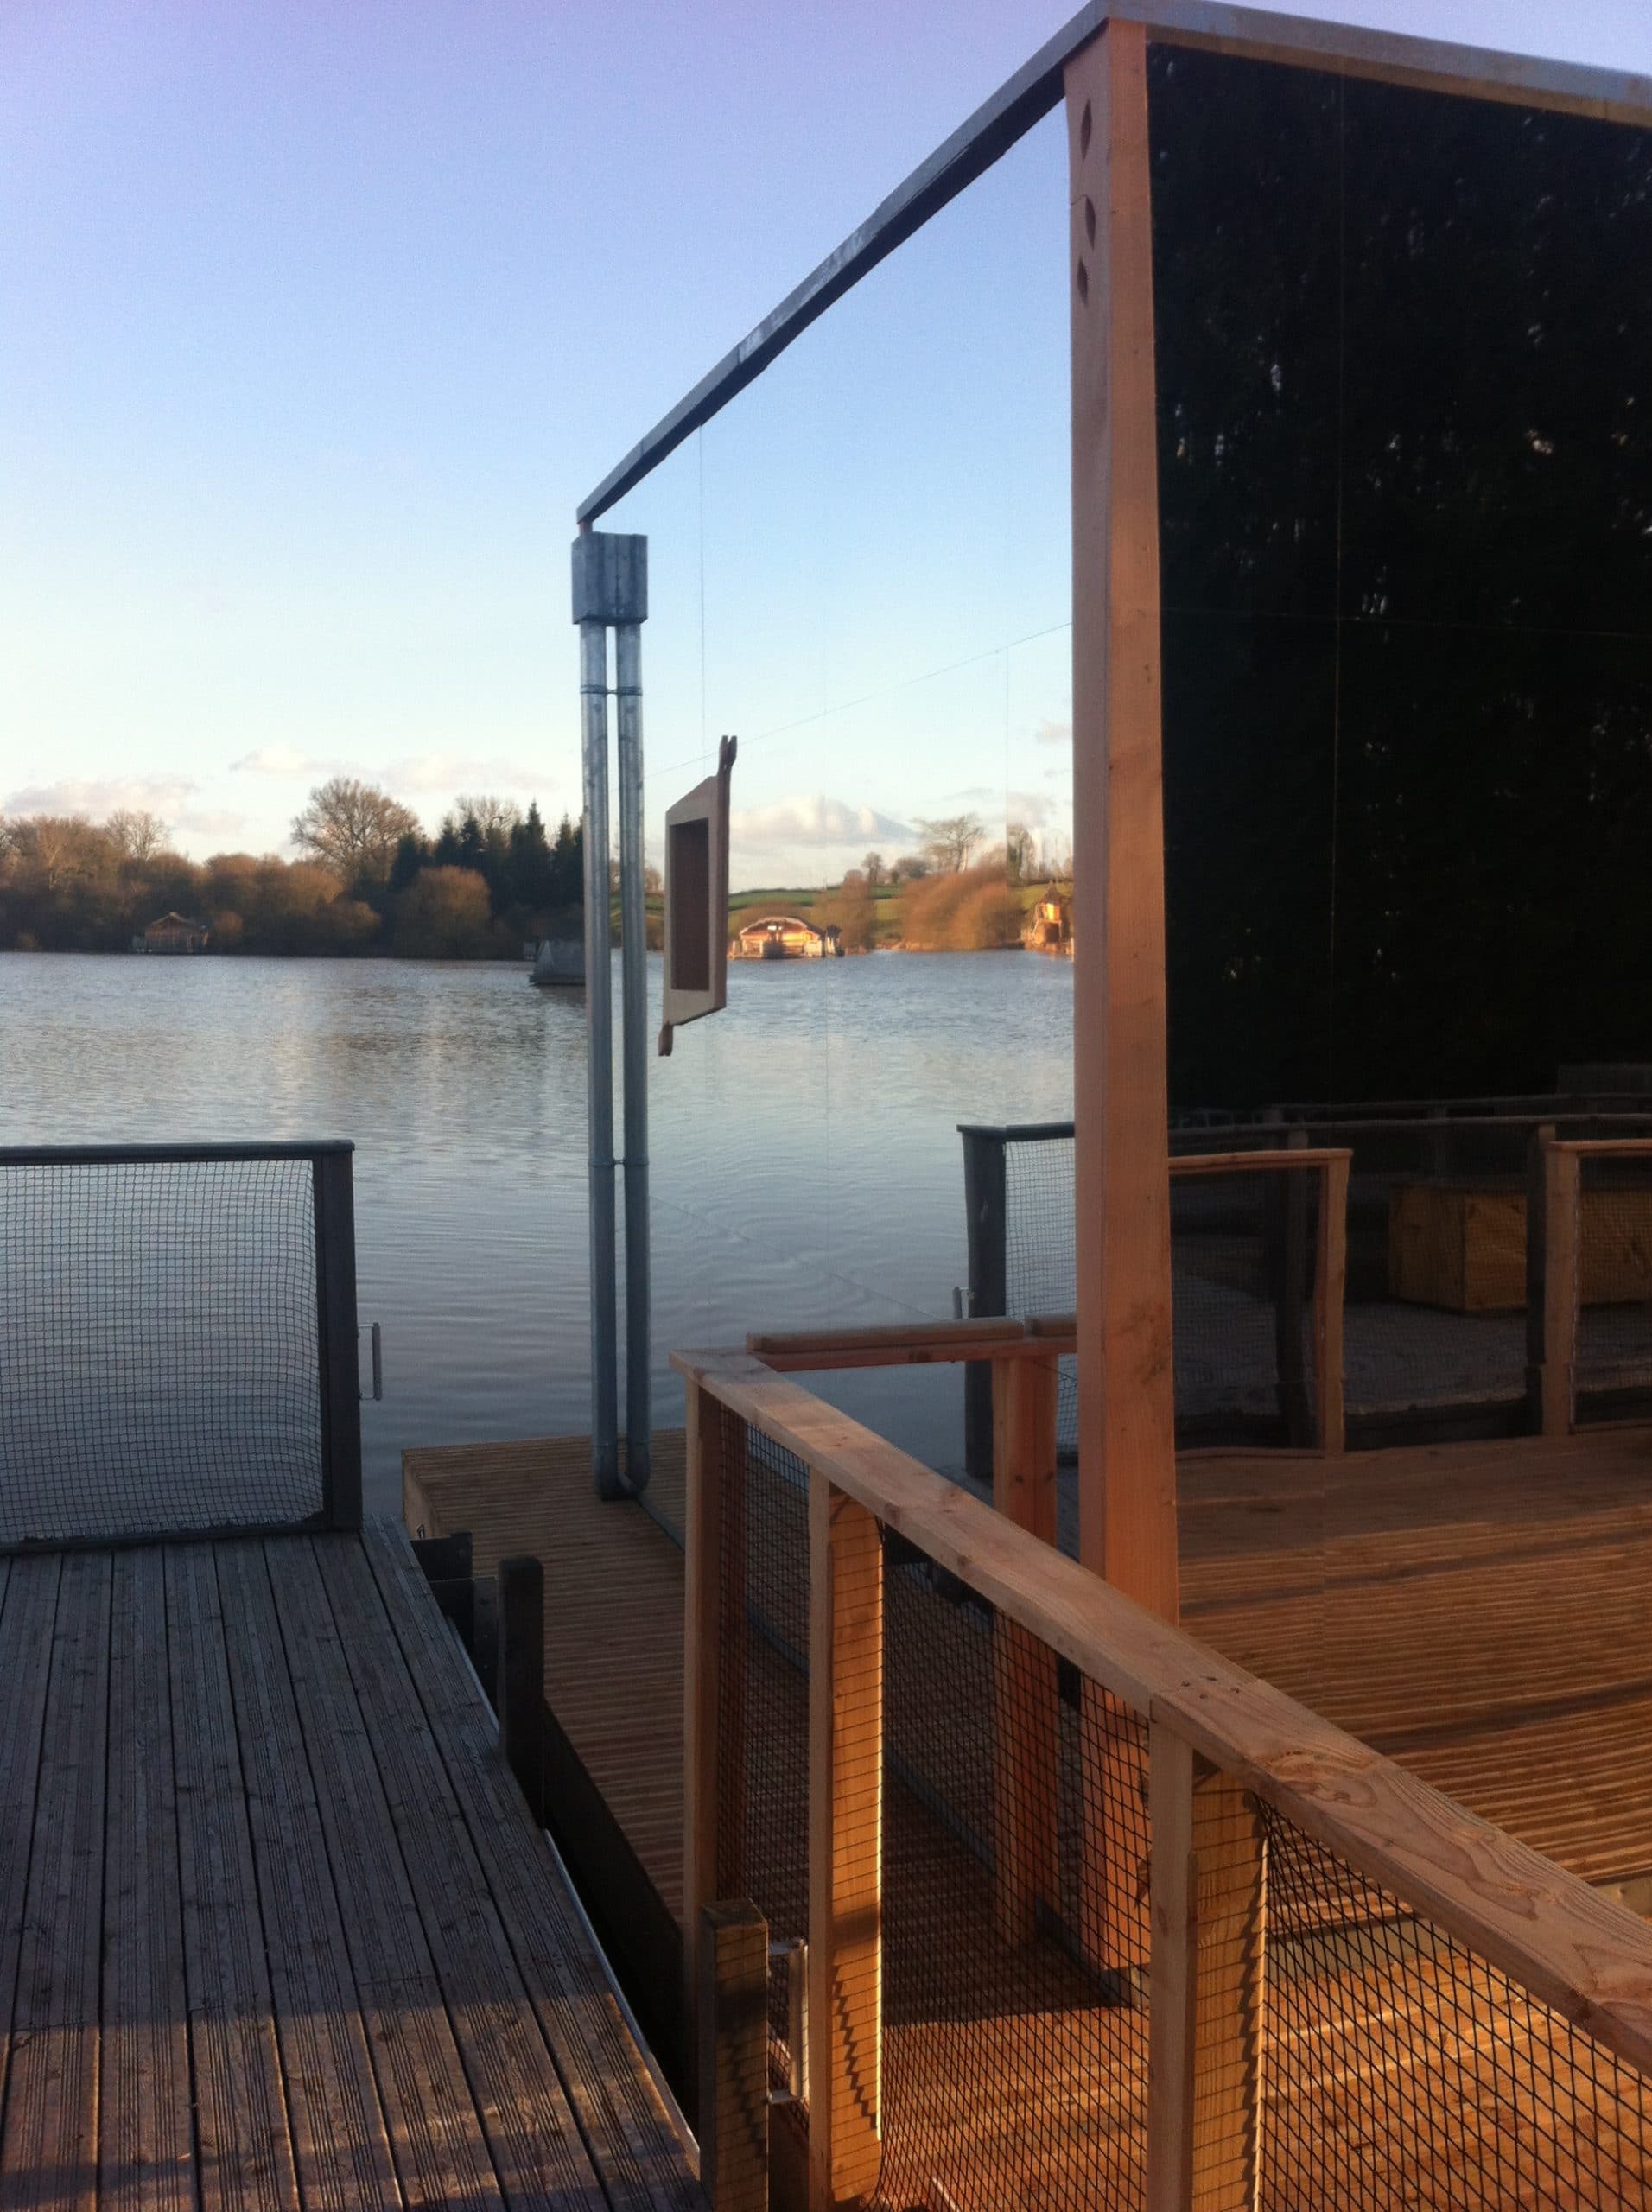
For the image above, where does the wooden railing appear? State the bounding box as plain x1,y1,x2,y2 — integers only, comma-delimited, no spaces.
1539,1136,1652,1437
676,1339,1652,2211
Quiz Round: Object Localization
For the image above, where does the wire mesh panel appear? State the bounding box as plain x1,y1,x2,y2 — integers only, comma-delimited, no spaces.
1002,1128,1079,1459
876,1526,1151,2212
0,1147,336,1546
1260,1803,1652,2209
1171,1166,1323,1449
714,1409,812,2099
1573,1151,1652,1425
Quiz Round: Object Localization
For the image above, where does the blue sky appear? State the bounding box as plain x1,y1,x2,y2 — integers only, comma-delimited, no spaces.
4,1,1650,887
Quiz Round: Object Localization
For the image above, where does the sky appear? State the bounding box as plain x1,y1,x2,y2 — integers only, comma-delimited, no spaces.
4,0,1651,887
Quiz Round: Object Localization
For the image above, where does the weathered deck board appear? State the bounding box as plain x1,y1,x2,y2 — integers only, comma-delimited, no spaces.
213,1541,403,2212
0,1524,702,2212
100,1548,192,2212
310,1534,603,2209
0,1554,58,2180
1,1552,109,2212
362,1521,704,2212
166,1541,302,2212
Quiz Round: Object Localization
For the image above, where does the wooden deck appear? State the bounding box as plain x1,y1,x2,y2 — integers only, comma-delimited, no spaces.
403,1424,1652,1914
0,1517,702,2212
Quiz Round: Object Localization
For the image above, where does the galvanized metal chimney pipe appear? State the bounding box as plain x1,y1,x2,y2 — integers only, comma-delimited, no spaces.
614,621,651,1491
579,614,620,1495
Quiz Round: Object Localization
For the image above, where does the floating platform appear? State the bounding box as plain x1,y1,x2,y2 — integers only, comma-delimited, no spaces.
0,1517,702,2211
404,1424,1652,1920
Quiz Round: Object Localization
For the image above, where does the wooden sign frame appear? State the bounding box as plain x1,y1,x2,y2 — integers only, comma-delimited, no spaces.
658,734,737,1055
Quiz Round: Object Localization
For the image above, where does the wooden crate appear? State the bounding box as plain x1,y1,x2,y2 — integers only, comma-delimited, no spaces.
1389,1179,1652,1312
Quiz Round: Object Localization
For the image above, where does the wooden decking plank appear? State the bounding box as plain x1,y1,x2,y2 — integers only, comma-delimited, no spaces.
100,1548,193,2212
302,1532,605,2211
164,1542,298,2212
0,1555,59,2158
358,1521,702,2212
212,1541,403,2212
257,1539,505,2212
1,1552,110,2212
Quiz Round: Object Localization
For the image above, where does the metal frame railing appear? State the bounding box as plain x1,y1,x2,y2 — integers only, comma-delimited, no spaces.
0,1139,362,1545
677,1333,1652,2211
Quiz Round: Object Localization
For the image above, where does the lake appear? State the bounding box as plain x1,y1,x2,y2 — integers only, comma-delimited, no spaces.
0,950,1075,1514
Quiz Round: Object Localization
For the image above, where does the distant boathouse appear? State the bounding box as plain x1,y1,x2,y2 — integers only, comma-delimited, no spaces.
132,911,210,954
730,913,843,960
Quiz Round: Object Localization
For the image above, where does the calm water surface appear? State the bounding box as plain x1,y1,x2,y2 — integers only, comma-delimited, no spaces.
2,951,1074,1513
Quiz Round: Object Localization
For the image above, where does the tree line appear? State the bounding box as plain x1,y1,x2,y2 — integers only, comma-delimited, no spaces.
0,777,582,957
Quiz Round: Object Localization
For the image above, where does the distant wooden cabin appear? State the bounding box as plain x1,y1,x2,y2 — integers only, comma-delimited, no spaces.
730,913,843,961
133,912,210,954
1022,885,1073,957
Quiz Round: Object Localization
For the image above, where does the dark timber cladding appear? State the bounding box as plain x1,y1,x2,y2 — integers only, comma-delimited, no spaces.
575,2,1652,524
0,1524,703,2212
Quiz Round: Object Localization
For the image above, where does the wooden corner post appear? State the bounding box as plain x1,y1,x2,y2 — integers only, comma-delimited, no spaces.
697,1899,771,2212
1066,19,1178,1623
498,1555,545,1826
807,1475,882,2210
1315,1153,1349,1453
1541,1143,1582,1438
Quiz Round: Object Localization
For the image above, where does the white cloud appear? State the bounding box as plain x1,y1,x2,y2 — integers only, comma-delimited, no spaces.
381,752,546,795
1005,790,1056,829
1035,717,1072,747
230,744,332,777
3,773,198,819
729,794,913,849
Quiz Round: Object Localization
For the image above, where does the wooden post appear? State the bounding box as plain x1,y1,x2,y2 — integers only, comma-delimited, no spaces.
961,1128,1010,1484
497,1555,545,1827
411,1529,475,1651
697,1901,770,2212
312,1147,363,1530
1273,1129,1312,1446
1315,1154,1349,1454
1147,1724,1264,2212
685,1379,739,2060
1526,1122,1557,1432
992,1356,1061,1944
807,1476,881,2211
1541,1144,1581,1438
1067,19,1179,1623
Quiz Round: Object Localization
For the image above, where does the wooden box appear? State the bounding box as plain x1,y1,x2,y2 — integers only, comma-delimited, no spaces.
1389,1179,1652,1313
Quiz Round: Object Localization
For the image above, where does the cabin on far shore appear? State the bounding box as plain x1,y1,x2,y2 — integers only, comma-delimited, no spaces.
730,912,843,960
132,911,210,954
1022,883,1073,957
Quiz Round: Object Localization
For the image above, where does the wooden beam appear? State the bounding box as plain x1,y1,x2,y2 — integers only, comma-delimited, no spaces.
807,1478,882,2209
697,1901,770,2212
991,1356,1061,1945
1068,17,1179,1623
1541,1145,1581,1439
1147,1725,1197,2212
1315,1153,1348,1454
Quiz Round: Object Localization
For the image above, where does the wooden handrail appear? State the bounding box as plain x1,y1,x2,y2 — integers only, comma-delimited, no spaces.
1171,1145,1352,1176
673,1344,1652,2079
1547,1136,1652,1155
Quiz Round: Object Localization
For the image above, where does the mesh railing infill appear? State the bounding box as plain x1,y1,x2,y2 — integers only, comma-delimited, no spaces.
1003,1129,1079,1457
715,1409,811,2098
1260,1802,1652,2208
877,1529,1150,2212
0,1153,327,1546
1573,1152,1652,1426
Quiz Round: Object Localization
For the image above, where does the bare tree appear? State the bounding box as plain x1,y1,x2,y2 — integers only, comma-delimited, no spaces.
105,808,171,861
862,850,885,889
917,813,986,873
291,777,420,887
10,814,108,892
445,792,522,837
891,853,931,882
